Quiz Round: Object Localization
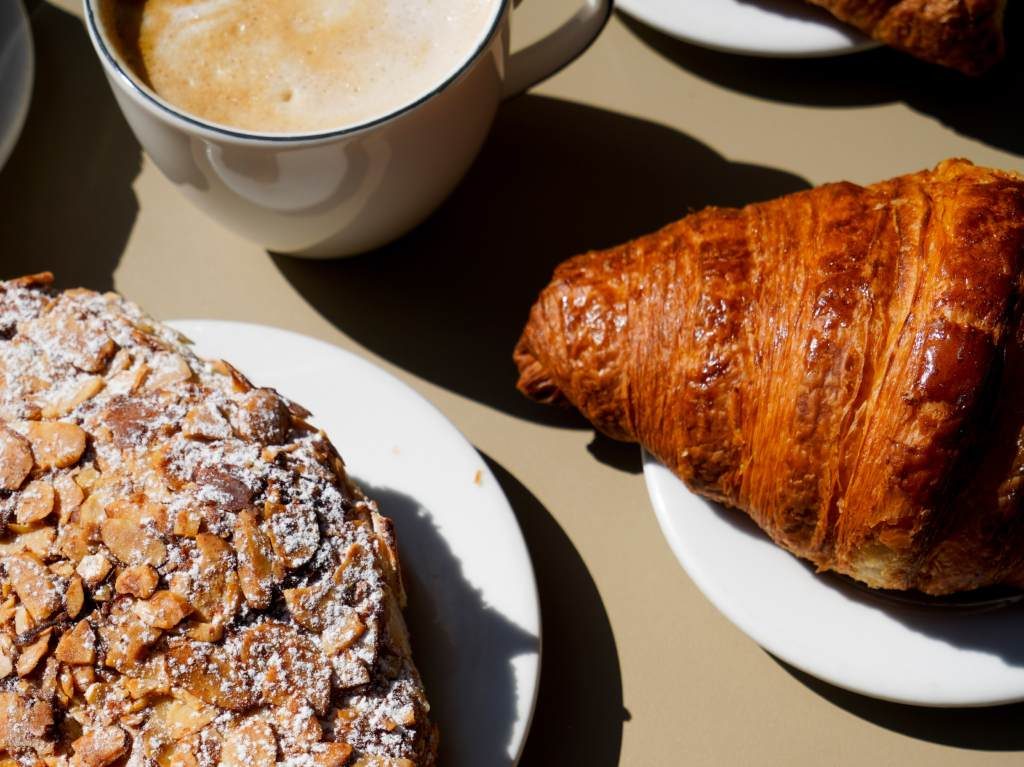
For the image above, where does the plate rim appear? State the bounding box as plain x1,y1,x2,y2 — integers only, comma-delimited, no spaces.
0,0,34,170
642,450,1024,708
617,0,881,59
167,318,543,763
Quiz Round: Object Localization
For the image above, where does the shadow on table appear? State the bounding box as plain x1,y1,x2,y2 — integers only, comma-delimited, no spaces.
354,477,538,766
482,455,626,766
775,658,1024,751
619,2,1024,157
354,453,625,766
0,1,139,288
272,94,809,430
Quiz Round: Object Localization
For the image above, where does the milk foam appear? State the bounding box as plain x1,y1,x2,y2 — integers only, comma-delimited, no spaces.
104,0,496,134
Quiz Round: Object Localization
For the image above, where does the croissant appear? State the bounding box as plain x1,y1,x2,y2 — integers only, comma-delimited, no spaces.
803,0,1007,74
515,159,1024,596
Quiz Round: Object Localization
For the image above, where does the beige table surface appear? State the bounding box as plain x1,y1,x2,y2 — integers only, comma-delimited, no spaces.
3,1,1024,764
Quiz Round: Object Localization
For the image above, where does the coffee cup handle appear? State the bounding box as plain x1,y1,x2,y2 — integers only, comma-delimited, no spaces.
502,0,614,99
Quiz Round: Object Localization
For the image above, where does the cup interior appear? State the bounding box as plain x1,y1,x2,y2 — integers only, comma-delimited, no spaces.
85,0,508,144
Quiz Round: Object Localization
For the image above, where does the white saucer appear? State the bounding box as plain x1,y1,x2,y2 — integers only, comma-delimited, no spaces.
643,452,1024,707
0,0,33,170
170,320,541,765
618,0,879,58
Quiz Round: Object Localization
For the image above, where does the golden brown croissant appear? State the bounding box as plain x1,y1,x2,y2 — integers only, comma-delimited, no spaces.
805,0,1007,74
515,159,1024,596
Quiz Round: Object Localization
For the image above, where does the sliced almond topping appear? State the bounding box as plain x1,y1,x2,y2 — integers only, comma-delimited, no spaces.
323,612,366,657
351,757,414,767
282,583,329,632
16,628,52,676
145,353,193,391
172,507,202,537
14,605,32,635
0,525,56,559
309,742,354,767
232,509,275,609
165,641,258,711
5,553,61,621
239,622,332,715
265,503,320,570
100,623,160,673
107,497,168,534
115,565,159,599
182,402,232,441
133,591,192,629
0,426,33,491
77,553,113,587
77,494,106,536
42,375,105,419
184,621,224,643
24,421,88,470
15,480,55,524
0,652,12,680
221,717,277,767
147,695,216,740
71,664,95,692
191,533,240,626
65,576,85,618
235,388,290,445
124,676,169,700
100,518,167,566
271,694,323,753
54,620,96,665
0,690,53,755
69,725,128,767
55,474,85,525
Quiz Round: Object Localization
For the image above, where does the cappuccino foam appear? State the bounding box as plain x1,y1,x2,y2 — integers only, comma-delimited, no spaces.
102,0,496,134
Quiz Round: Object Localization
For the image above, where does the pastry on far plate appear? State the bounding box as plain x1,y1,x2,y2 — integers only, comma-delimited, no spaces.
0,273,436,766
806,0,1006,74
516,159,1024,597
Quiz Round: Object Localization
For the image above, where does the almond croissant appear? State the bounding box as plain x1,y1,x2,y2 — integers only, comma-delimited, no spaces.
515,159,1024,595
806,0,1007,75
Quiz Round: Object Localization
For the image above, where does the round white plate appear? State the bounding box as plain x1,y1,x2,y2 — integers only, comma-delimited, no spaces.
170,320,541,765
643,452,1024,707
618,0,879,58
0,0,33,170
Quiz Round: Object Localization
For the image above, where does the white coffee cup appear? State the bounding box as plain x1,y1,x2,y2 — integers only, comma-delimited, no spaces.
84,0,613,258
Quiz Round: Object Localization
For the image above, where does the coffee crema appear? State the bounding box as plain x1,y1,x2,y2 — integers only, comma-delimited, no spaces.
100,0,497,134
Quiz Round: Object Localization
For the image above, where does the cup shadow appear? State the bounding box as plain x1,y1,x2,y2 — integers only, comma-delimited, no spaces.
354,451,625,766
773,658,1024,751
0,0,140,288
271,94,809,431
697,496,1024,668
619,2,1024,156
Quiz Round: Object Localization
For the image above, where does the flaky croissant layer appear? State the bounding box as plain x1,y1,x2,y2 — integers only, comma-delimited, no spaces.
806,0,1007,75
516,159,1024,595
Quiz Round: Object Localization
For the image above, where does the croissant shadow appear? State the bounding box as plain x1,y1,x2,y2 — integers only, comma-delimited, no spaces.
619,1,1024,156
701,499,1024,669
271,94,809,432
773,659,1024,751
0,0,140,288
353,477,539,766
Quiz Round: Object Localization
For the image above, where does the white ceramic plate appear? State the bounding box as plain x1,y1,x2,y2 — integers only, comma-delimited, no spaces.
169,320,541,765
0,0,33,170
643,452,1024,707
618,0,879,58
